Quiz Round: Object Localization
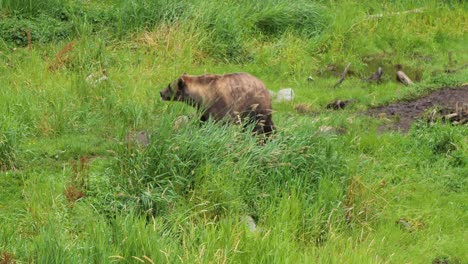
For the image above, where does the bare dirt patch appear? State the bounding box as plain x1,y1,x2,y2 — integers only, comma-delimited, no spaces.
367,85,468,132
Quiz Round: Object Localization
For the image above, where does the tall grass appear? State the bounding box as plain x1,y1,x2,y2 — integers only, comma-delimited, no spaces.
253,1,327,38
2,0,466,69
0,129,17,170
1,0,467,263
0,0,66,16
112,115,347,219
1,0,328,62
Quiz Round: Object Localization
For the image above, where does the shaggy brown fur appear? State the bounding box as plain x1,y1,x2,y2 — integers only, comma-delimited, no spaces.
160,72,275,136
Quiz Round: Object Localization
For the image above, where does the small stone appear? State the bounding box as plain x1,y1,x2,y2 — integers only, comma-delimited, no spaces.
295,104,311,113
85,70,108,85
318,126,347,135
276,88,294,102
244,215,257,232
319,126,335,133
174,115,189,131
125,131,150,147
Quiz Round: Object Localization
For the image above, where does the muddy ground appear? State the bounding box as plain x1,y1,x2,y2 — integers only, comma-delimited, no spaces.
366,85,468,132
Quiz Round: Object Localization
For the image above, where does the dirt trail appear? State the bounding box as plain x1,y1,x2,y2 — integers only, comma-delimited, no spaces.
366,85,468,132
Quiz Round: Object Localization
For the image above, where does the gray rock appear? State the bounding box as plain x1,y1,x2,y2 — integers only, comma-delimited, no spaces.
125,131,150,147
318,125,347,135
275,88,294,102
319,126,335,134
174,115,189,131
244,215,257,232
85,70,108,86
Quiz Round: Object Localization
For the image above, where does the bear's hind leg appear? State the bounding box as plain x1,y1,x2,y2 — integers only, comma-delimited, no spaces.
252,116,275,137
258,118,275,136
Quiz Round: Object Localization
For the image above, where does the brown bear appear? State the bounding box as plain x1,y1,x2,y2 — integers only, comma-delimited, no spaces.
160,72,275,136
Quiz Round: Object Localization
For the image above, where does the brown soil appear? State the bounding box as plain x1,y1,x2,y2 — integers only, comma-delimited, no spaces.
366,85,468,132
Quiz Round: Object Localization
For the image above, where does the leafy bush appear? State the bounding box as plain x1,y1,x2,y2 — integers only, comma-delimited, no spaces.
0,0,329,62
0,15,71,46
1,0,67,17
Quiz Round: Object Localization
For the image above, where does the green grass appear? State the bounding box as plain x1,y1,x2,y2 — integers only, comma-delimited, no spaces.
1,0,467,263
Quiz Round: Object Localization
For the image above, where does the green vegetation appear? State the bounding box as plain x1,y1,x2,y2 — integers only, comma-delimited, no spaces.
1,0,467,263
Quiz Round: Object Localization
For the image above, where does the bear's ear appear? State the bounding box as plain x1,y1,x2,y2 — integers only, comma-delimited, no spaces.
177,77,186,91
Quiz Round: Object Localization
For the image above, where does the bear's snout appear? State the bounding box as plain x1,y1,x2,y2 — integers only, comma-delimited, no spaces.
160,89,170,101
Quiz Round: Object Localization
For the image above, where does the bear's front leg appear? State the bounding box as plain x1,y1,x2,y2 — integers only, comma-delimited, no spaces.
200,113,209,122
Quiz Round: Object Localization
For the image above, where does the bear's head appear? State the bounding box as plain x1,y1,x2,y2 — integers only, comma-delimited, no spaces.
160,74,187,101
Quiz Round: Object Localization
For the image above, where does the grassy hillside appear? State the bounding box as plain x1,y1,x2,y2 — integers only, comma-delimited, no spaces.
1,0,467,263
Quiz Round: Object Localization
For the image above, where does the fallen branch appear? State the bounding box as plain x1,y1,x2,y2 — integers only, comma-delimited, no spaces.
48,41,75,71
396,71,413,85
27,28,32,51
326,99,356,110
444,113,459,120
448,51,453,67
334,62,351,88
367,67,383,83
427,103,467,125
368,7,425,19
445,63,468,74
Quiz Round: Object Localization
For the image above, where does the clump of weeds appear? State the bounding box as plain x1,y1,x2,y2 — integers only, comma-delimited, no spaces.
64,156,90,207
